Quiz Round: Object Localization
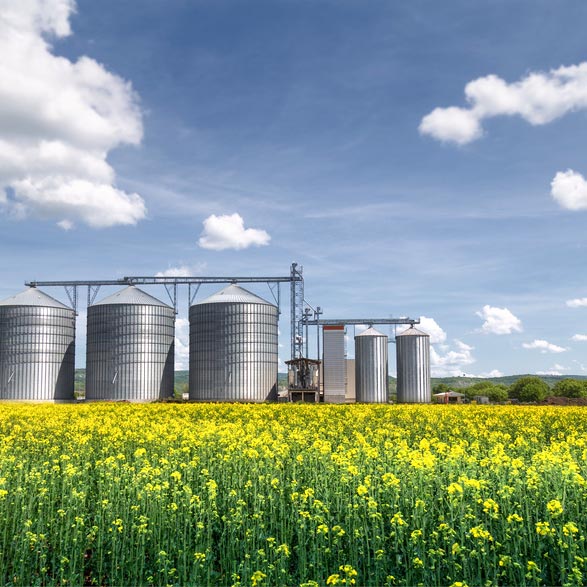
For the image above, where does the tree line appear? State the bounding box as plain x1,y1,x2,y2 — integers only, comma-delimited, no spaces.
432,377,587,403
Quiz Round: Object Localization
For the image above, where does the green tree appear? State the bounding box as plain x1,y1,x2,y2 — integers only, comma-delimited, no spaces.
552,378,587,398
485,384,508,402
509,376,550,402
433,383,450,394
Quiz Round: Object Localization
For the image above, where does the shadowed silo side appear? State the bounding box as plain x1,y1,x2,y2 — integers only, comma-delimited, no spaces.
86,286,174,401
189,284,278,402
396,326,431,403
0,288,75,401
355,327,388,403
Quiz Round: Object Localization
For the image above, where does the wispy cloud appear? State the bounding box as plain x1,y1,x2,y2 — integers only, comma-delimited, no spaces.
523,340,567,354
566,297,587,308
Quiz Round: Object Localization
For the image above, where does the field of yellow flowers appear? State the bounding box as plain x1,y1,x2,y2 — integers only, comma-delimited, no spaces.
0,403,586,586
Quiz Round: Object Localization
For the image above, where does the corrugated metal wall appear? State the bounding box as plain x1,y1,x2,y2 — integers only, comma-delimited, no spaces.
396,330,431,403
323,326,346,403
86,304,175,401
189,302,278,402
0,306,75,400
355,330,388,403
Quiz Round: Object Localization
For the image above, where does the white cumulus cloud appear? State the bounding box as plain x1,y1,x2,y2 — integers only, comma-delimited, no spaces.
419,107,482,145
155,262,207,278
476,305,522,335
522,339,567,353
566,297,587,308
551,170,587,211
430,340,476,377
0,0,145,228
418,316,447,344
572,334,587,342
420,62,587,145
198,213,271,251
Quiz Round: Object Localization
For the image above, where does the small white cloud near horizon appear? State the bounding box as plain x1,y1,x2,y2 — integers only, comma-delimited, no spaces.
551,170,587,211
566,297,587,308
522,339,567,353
418,316,447,344
420,62,587,145
536,364,566,376
477,305,522,335
430,339,475,377
0,0,146,228
155,262,207,278
198,213,271,251
572,334,587,342
471,369,505,378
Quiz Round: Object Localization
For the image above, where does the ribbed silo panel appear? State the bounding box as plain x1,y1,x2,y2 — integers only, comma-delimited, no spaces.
189,302,278,402
0,306,75,400
86,304,174,401
396,334,431,403
355,332,388,403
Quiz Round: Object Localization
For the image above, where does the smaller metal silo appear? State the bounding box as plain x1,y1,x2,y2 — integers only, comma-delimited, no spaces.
86,286,174,402
355,327,388,403
396,326,431,403
0,288,75,401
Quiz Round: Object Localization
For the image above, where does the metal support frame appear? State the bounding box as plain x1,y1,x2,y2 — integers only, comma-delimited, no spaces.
304,318,419,326
26,263,305,356
290,263,304,360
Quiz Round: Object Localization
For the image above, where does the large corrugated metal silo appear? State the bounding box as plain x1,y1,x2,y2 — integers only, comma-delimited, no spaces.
355,327,388,403
0,288,75,401
396,326,431,403
86,286,174,401
189,284,278,402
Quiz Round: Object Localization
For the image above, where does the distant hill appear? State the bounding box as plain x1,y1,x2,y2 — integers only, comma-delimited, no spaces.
73,369,587,394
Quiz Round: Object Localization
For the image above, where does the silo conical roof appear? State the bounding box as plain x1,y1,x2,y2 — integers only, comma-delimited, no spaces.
356,326,387,337
194,284,274,306
397,326,430,337
93,285,171,307
0,287,71,309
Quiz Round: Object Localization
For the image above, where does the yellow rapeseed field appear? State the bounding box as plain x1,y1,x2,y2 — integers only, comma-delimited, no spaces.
0,404,586,586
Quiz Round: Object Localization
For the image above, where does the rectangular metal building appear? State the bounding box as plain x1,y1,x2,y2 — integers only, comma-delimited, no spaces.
323,325,346,403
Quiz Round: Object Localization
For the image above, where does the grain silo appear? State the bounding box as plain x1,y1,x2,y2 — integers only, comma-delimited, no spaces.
86,286,174,401
355,327,388,403
189,284,278,402
0,287,75,401
396,326,431,403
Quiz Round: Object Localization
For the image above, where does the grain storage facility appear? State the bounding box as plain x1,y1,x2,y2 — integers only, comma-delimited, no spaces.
86,286,174,401
396,326,431,403
189,284,278,402
355,327,388,403
0,287,75,401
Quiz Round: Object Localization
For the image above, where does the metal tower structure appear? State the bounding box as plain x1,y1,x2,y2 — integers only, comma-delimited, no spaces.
290,263,304,360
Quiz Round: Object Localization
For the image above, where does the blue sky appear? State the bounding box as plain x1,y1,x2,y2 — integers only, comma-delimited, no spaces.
2,0,587,376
